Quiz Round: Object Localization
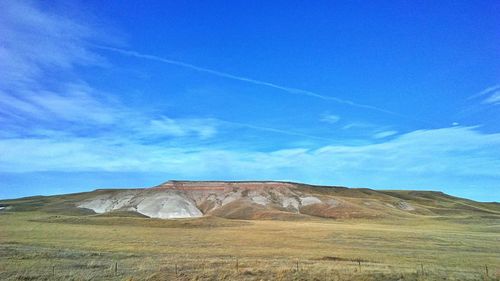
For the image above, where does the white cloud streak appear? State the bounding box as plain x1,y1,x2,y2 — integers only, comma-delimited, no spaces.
145,117,218,140
468,84,500,99
94,45,404,117
0,1,106,88
218,120,333,141
0,84,120,125
0,2,223,141
320,114,340,124
1,127,499,201
468,84,500,105
373,130,398,139
483,91,500,105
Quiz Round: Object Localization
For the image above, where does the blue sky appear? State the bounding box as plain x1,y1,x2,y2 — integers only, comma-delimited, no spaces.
0,1,499,201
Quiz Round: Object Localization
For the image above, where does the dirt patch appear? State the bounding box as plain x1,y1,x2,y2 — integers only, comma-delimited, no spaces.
319,256,371,263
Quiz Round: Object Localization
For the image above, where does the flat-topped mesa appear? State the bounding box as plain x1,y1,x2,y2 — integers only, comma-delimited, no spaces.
154,180,297,191
71,179,500,220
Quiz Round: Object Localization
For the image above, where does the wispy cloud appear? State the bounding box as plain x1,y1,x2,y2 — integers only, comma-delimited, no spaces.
144,117,218,139
468,84,500,99
0,1,117,131
372,130,398,139
483,91,500,105
341,122,374,130
0,83,120,126
94,45,403,117
1,127,499,201
468,84,500,105
0,1,222,142
320,113,340,124
0,1,107,88
218,120,333,141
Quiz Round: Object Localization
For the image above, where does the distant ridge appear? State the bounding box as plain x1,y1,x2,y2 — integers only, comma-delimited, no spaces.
154,180,349,190
1,180,498,221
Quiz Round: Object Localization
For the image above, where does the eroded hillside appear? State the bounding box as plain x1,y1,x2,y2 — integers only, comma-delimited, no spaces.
3,180,497,220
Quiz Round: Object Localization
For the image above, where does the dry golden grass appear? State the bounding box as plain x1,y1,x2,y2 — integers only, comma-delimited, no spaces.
0,210,499,280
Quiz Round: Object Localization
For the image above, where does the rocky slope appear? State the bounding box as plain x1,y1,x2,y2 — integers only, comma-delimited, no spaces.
72,180,500,220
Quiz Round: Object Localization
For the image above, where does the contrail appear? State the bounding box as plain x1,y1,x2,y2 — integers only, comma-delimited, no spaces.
94,45,402,117
218,120,333,141
467,84,500,100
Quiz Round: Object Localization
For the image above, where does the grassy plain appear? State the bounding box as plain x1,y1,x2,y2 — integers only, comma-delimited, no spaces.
0,209,499,280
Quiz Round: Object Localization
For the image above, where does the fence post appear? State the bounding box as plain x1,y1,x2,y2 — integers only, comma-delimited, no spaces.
358,260,361,272
52,265,55,276
296,260,299,272
485,264,489,278
236,258,239,273
421,263,424,276
175,263,178,276
114,262,117,276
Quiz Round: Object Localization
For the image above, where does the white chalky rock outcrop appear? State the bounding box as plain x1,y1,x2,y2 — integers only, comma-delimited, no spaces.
300,196,322,206
136,193,202,219
78,191,203,219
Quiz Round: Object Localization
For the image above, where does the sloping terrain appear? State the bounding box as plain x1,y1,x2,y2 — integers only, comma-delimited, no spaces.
1,181,499,280
1,180,499,220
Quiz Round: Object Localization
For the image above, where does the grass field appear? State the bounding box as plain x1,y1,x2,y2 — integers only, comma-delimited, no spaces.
1,209,499,280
